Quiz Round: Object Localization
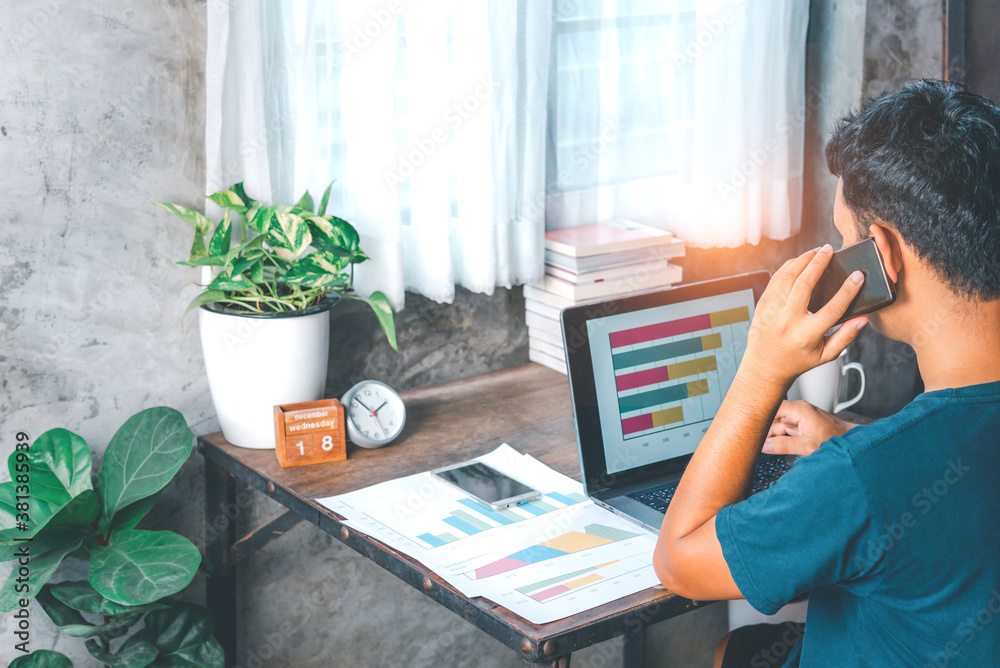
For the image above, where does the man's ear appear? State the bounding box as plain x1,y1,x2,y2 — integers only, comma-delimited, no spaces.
869,223,902,283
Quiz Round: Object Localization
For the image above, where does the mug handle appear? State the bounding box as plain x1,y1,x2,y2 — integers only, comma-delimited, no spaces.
834,362,866,413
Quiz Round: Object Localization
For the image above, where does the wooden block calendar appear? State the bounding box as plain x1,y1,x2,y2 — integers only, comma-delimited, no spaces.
273,398,347,468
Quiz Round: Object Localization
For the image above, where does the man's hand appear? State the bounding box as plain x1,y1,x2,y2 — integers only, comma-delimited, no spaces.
742,245,869,392
763,400,861,456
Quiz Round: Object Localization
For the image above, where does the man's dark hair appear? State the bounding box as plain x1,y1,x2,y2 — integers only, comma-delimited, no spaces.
826,79,1000,300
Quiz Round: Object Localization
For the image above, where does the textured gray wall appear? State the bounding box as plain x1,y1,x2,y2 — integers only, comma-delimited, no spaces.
0,0,946,666
1,2,211,666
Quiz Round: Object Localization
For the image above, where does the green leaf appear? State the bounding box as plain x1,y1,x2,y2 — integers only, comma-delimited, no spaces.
183,290,227,320
329,216,360,250
205,190,244,210
126,603,224,668
250,259,265,283
283,251,350,288
87,638,159,668
344,291,398,352
153,203,213,237
52,488,99,528
231,182,258,209
206,271,254,292
0,489,103,549
208,210,233,257
9,650,74,668
176,255,227,268
89,530,200,606
230,250,266,277
295,189,314,213
96,407,193,526
37,584,144,639
49,580,165,616
247,205,277,234
317,182,333,216
189,234,209,262
0,531,84,612
266,212,312,261
306,215,360,255
107,492,160,536
0,429,92,538
37,583,88,629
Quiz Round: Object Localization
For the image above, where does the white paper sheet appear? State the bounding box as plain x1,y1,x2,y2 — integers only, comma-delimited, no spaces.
316,444,664,623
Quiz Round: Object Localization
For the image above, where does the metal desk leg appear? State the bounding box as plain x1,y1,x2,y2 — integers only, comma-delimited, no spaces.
205,462,237,668
623,626,645,667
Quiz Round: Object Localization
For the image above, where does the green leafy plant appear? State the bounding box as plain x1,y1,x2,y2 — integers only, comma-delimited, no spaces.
1,408,223,668
155,182,398,351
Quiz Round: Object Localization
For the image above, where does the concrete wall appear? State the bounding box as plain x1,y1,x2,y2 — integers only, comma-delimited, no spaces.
0,0,945,666
1,1,210,665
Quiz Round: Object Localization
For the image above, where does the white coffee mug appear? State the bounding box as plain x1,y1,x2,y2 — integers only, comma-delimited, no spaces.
787,350,866,414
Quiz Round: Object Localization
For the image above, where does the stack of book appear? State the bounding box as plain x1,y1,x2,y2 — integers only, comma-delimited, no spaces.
526,220,685,374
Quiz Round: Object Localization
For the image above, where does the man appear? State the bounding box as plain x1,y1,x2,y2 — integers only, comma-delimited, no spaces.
653,79,1000,667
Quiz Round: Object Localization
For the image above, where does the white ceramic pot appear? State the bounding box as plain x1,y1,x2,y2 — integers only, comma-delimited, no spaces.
198,301,332,449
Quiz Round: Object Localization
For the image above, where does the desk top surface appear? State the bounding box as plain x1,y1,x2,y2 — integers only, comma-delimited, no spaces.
200,362,701,648
203,362,584,498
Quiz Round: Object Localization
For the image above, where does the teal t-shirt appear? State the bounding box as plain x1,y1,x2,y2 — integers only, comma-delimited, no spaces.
717,381,1000,667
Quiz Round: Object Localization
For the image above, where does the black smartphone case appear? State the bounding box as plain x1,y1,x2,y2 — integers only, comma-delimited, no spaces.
808,238,896,324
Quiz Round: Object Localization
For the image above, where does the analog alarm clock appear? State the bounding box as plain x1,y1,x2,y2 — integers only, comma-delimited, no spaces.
340,380,406,448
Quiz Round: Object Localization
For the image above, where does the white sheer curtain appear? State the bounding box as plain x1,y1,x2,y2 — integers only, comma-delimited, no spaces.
205,1,297,206
207,0,552,310
545,0,809,247
205,0,809,309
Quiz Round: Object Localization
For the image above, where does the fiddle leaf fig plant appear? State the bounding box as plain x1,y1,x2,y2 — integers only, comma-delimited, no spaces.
1,408,223,667
155,181,398,351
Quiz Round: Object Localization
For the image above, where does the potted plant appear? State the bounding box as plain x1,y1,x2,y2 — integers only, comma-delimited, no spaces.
1,408,223,667
155,183,397,449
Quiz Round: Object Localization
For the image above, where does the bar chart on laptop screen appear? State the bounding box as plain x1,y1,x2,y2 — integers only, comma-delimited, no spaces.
610,304,751,440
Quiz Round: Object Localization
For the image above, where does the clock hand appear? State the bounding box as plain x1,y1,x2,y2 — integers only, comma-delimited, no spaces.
372,412,387,438
373,401,388,414
355,398,375,413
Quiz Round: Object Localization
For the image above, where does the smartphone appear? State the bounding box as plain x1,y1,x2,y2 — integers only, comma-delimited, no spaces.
808,237,896,324
432,461,541,510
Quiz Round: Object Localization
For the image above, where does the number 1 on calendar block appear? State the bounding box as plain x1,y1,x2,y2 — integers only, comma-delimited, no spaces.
273,399,347,468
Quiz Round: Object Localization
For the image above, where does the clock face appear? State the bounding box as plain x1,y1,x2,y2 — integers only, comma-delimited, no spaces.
343,381,405,447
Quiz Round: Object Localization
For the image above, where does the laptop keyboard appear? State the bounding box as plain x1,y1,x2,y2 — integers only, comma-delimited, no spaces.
628,457,795,513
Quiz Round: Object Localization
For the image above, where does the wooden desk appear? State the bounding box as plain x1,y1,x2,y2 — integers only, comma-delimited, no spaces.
199,363,714,668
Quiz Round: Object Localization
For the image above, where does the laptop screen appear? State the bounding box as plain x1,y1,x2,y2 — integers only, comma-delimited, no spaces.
585,289,756,474
561,272,770,491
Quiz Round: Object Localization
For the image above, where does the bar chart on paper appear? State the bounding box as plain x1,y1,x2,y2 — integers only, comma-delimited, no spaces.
518,558,646,602
612,305,750,439
440,502,661,623
316,445,597,576
415,491,588,549
471,523,640,579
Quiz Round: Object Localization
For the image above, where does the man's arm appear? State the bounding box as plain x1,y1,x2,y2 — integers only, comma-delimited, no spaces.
653,245,868,600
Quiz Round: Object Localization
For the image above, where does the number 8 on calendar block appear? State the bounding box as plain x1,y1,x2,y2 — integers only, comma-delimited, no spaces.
273,398,347,468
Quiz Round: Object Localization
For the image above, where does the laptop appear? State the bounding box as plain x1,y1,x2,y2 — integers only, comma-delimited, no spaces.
560,272,797,533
